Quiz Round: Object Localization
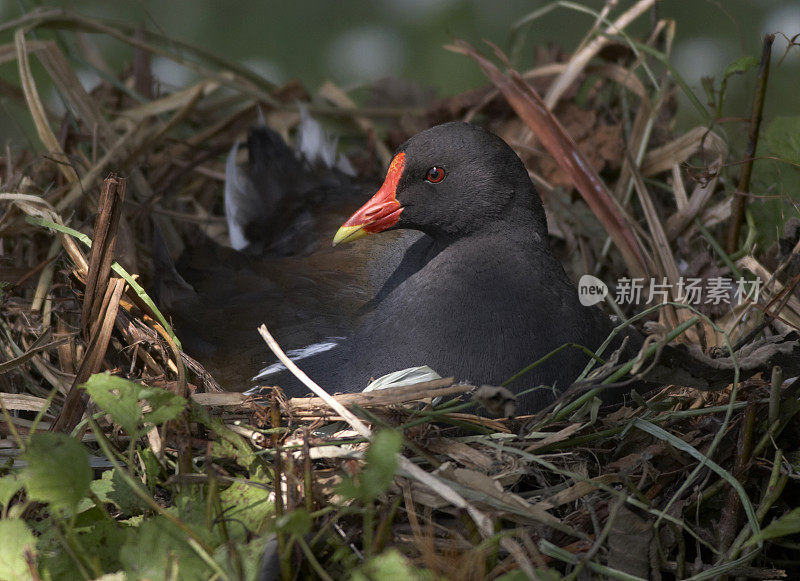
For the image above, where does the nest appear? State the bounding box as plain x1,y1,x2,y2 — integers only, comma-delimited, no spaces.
2,5,800,580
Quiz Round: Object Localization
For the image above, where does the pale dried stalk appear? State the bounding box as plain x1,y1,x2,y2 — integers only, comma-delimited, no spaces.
0,193,89,274
641,127,726,177
284,379,465,413
319,82,393,167
256,324,371,437
628,157,686,334
737,256,800,330
31,236,61,313
544,0,655,109
14,31,78,185
55,125,138,212
120,79,220,121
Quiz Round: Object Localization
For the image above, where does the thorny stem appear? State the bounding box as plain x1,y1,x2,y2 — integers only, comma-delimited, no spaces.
726,33,774,254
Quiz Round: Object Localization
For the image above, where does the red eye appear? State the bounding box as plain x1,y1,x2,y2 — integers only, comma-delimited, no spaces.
425,166,445,183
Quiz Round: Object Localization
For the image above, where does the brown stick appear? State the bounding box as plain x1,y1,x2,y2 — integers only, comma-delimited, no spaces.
726,34,774,254
281,378,465,414
82,174,127,335
52,277,125,432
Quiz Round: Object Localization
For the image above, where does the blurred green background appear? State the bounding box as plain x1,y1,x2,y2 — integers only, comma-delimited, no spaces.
1,0,798,142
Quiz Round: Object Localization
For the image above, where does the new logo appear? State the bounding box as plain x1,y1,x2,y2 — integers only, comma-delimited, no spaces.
578,275,609,306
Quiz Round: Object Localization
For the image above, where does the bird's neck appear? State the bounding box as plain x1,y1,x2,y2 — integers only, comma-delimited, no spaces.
424,188,550,253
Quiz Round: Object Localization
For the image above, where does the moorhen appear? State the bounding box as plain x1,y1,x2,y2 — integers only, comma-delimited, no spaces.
261,122,638,412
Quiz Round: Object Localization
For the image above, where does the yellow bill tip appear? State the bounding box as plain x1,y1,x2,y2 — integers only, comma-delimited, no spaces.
332,225,369,247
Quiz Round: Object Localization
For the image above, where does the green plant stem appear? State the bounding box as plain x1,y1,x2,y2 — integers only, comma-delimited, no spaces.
186,538,230,581
363,500,374,558
503,342,603,387
51,519,92,581
87,489,116,523
725,449,787,561
373,496,402,553
0,395,24,451
695,218,742,280
86,416,214,553
296,535,335,581
302,427,314,514
26,217,182,348
540,539,647,580
29,383,60,434
553,316,700,421
728,210,757,261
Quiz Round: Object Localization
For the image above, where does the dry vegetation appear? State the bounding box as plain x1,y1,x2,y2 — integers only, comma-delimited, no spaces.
2,3,800,580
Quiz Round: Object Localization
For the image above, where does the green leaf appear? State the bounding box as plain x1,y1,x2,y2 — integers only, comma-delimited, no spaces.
351,549,434,581
38,508,131,577
139,448,164,494
213,536,272,581
192,404,260,474
83,374,146,436
338,429,402,503
765,116,800,164
362,429,402,495
91,469,148,515
139,387,186,426
82,373,186,437
119,516,210,579
36,521,83,580
275,508,312,536
749,116,800,248
81,519,130,571
0,519,37,580
219,480,273,537
632,419,760,538
0,474,22,509
36,521,85,580
746,507,800,545
172,488,222,546
21,432,91,513
723,56,758,80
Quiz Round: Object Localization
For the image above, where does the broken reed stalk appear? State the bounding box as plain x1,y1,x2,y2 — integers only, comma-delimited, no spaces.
52,175,127,433
81,174,127,334
725,34,774,255
52,277,125,432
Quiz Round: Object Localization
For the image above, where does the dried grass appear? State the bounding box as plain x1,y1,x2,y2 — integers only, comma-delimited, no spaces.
1,5,799,579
